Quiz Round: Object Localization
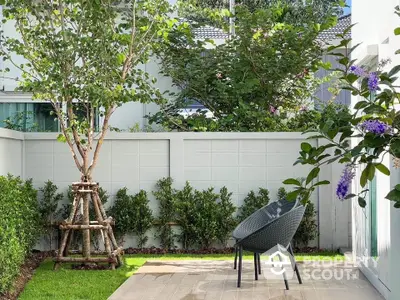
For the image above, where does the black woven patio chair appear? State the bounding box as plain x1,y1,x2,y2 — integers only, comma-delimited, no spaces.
233,198,297,270
234,204,306,290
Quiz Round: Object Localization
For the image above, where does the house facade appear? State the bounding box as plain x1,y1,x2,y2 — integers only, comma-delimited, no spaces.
351,1,400,299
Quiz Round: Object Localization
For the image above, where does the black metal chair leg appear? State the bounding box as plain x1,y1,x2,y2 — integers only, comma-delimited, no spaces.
257,253,261,275
288,243,302,284
237,245,243,288
234,245,238,270
254,253,258,280
279,253,289,290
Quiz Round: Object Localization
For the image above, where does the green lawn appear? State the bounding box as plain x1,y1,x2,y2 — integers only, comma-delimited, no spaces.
18,252,343,300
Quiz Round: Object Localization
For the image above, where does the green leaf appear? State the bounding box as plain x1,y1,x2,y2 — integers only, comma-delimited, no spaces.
367,163,375,180
306,167,320,185
375,163,390,176
283,178,302,186
57,134,67,143
344,193,356,200
358,197,367,208
395,27,400,35
312,180,330,187
116,53,126,65
386,188,400,202
354,101,369,110
389,65,400,77
394,202,400,208
286,190,300,201
301,142,312,153
360,167,368,188
395,184,400,191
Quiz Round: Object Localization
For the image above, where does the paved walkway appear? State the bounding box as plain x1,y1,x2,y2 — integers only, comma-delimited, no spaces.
109,260,384,300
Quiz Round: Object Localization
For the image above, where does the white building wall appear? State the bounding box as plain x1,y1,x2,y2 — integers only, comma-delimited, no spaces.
352,1,400,299
0,128,23,177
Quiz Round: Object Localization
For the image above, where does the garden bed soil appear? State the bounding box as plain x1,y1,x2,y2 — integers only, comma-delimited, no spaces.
0,251,54,300
123,246,327,255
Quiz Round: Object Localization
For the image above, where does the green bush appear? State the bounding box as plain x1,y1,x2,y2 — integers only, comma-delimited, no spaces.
109,188,153,248
293,202,318,248
237,188,270,222
216,187,237,246
38,181,63,250
175,182,236,249
153,177,176,250
0,175,40,294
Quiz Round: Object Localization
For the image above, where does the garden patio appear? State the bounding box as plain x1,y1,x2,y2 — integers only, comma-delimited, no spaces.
3,0,400,299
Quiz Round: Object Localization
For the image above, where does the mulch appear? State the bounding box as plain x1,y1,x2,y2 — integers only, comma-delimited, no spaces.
0,251,54,300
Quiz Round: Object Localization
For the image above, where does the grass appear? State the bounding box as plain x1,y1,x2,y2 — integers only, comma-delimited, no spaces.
18,252,343,300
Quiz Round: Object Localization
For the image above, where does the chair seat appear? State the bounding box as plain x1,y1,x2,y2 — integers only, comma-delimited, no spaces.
233,199,297,241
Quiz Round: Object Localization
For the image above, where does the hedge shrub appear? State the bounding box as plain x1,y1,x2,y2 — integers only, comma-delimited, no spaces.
0,175,40,294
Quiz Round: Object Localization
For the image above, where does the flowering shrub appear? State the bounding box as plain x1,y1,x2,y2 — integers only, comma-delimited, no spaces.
284,15,400,208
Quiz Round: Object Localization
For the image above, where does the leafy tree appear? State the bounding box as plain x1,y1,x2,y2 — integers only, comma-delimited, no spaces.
237,188,270,222
283,10,400,209
150,1,341,131
153,177,177,250
0,0,174,181
38,181,64,250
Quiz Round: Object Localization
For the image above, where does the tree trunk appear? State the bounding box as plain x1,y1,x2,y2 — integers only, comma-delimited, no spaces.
82,192,90,258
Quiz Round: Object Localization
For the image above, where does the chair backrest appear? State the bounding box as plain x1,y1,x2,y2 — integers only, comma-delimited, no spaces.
238,205,306,253
232,198,297,240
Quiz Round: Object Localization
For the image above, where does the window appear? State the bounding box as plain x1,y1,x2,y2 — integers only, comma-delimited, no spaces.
0,102,59,132
70,103,100,132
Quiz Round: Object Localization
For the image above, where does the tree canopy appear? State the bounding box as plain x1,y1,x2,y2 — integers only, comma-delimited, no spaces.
0,0,175,179
149,1,342,131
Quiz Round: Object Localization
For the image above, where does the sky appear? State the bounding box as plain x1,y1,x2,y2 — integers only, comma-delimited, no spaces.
344,0,352,15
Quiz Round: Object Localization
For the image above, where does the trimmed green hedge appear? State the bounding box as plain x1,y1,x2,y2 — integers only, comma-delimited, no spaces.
0,175,40,294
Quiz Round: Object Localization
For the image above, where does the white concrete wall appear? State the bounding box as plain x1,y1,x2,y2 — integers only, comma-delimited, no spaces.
19,132,350,250
0,128,24,177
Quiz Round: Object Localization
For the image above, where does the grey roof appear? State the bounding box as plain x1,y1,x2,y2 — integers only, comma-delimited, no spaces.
192,14,351,42
318,14,351,41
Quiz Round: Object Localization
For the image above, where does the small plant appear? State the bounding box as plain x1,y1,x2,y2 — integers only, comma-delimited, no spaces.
175,182,236,249
237,188,270,222
153,177,176,250
131,190,154,248
174,183,197,249
216,187,237,246
38,181,63,250
277,187,287,201
293,202,318,249
109,188,153,248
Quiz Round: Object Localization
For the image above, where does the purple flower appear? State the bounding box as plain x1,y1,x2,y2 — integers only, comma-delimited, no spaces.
368,72,379,92
350,66,367,77
336,166,355,200
269,105,277,114
359,120,392,135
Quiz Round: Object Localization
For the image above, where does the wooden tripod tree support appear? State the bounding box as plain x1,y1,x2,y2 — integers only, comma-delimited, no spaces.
54,182,123,270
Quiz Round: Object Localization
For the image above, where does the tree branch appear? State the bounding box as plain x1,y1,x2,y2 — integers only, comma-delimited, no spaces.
52,102,82,172
88,105,116,174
